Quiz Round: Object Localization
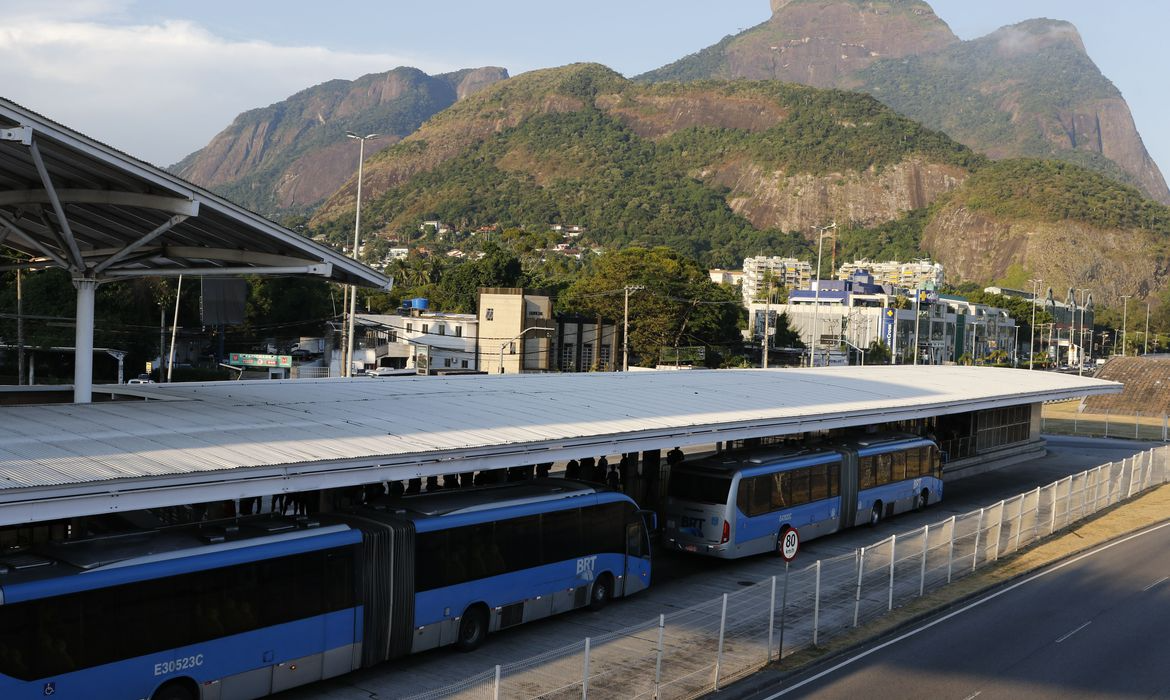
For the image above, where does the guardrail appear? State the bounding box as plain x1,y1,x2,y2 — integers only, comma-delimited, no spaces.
405,446,1169,700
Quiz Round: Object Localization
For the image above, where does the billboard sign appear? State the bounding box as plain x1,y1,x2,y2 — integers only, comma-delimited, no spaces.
228,353,292,368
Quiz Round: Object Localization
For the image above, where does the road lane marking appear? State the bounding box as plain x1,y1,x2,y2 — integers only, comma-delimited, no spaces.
962,692,982,700
1055,621,1091,643
759,520,1170,699
1143,576,1168,591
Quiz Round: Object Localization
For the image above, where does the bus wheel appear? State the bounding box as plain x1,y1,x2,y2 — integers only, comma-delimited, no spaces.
916,490,929,511
589,573,613,611
869,503,883,527
152,680,196,700
456,605,489,652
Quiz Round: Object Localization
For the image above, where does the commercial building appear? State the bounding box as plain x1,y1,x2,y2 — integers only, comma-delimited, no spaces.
355,303,478,373
477,288,555,374
752,271,1017,365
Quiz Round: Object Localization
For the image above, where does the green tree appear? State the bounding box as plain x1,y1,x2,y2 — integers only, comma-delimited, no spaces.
562,247,743,367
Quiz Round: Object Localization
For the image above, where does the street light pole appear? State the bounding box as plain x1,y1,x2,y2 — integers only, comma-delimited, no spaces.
344,131,379,378
1145,302,1151,355
1120,295,1131,356
1027,278,1042,370
762,273,771,369
622,285,644,372
499,326,554,374
1075,288,1089,375
810,222,836,367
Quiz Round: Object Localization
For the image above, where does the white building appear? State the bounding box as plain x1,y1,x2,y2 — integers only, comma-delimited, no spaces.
355,309,478,373
709,268,744,286
837,259,944,291
741,256,813,304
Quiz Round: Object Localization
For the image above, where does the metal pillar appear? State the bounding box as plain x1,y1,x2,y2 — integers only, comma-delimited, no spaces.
72,278,97,404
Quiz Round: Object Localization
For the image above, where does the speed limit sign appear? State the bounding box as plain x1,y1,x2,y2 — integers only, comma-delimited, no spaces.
779,527,799,562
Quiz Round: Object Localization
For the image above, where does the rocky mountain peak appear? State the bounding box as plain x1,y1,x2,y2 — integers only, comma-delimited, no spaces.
987,18,1086,57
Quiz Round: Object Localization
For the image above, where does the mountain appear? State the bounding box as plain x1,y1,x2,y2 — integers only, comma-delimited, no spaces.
637,1,1170,204
307,64,1169,305
170,66,508,216
308,63,981,268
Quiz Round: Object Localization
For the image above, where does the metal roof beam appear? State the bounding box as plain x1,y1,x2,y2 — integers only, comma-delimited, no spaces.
104,263,334,279
28,137,86,271
0,212,71,268
0,189,200,217
159,246,327,267
93,214,188,274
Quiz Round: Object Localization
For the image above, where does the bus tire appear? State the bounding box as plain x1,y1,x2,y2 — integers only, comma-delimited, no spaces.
916,490,929,511
152,679,196,700
869,502,883,527
589,573,613,611
456,604,489,652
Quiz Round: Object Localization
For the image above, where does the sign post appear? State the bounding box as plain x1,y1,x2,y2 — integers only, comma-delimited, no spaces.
778,527,799,660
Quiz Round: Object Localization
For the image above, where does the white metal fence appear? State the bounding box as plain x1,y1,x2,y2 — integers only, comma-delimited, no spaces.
1041,403,1170,442
405,446,1169,700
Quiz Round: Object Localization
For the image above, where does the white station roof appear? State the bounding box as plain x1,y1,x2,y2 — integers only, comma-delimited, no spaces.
0,366,1119,525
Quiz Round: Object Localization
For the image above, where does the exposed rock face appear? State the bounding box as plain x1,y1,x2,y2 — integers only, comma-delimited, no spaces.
922,207,1164,306
639,2,1169,204
171,66,508,215
707,158,967,232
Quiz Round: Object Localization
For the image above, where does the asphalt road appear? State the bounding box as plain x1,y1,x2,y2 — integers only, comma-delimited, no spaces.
747,520,1170,699
285,435,1160,699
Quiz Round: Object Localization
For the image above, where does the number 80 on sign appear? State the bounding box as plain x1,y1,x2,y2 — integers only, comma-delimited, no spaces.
780,528,799,562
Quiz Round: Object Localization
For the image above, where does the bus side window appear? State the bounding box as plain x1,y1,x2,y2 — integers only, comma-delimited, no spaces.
829,462,840,497
736,479,751,515
541,508,582,564
859,457,875,490
626,521,648,558
497,515,541,573
750,476,771,516
876,454,893,485
905,448,922,478
809,464,829,501
415,530,448,591
770,472,788,510
789,468,810,506
892,451,907,482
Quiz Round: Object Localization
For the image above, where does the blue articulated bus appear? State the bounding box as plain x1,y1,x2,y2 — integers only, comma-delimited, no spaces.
0,480,652,699
663,435,942,558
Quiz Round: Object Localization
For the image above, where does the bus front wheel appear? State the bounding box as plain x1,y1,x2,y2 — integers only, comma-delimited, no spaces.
152,680,196,700
456,605,489,652
915,490,929,511
869,503,883,527
589,573,613,611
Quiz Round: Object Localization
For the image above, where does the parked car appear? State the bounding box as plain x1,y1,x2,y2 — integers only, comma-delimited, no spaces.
366,367,409,377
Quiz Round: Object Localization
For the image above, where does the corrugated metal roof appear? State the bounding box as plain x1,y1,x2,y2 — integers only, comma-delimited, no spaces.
0,366,1119,524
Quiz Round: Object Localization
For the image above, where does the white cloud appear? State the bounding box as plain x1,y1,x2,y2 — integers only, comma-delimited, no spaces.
0,11,452,166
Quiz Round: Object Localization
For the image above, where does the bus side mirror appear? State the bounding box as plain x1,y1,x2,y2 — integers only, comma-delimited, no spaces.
637,509,658,531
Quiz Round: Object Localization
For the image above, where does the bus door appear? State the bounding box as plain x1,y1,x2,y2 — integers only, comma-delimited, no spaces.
837,448,858,530
623,511,654,596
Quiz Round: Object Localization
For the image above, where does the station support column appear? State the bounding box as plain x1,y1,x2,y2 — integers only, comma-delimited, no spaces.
73,278,97,404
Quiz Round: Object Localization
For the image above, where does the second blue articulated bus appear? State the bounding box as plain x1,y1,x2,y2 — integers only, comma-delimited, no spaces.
663,434,943,558
0,480,653,699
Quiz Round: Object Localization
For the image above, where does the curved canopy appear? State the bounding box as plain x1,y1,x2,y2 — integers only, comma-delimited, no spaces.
0,96,391,401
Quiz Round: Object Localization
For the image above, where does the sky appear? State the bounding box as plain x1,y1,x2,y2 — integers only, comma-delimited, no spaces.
0,0,1166,177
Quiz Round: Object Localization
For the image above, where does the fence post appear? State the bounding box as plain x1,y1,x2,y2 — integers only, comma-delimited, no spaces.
812,559,822,647
1136,411,1141,440
1013,495,1024,551
1105,410,1110,437
714,593,728,692
887,535,897,611
1073,410,1078,435
946,516,956,584
972,508,985,572
919,525,929,597
1049,482,1058,534
582,637,590,700
654,614,664,700
494,665,501,700
767,575,777,662
993,502,1006,561
1163,413,1168,442
853,547,866,628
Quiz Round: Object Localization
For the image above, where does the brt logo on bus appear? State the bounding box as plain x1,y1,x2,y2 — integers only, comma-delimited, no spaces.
576,555,598,581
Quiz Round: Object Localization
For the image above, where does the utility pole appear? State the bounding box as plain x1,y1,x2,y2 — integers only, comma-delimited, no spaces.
345,132,380,378
16,268,24,385
622,285,644,372
1120,295,1131,356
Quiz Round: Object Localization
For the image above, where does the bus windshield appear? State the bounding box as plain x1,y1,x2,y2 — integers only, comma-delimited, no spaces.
668,470,732,505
